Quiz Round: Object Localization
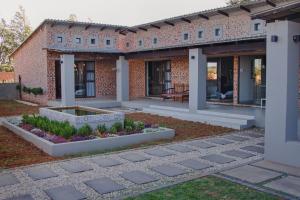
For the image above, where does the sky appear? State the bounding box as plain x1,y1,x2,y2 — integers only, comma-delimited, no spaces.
0,0,227,29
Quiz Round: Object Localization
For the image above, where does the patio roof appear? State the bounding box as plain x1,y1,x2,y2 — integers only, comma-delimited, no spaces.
252,0,300,22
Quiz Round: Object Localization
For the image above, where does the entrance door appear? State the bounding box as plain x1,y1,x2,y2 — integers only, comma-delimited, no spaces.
251,57,266,105
147,61,171,96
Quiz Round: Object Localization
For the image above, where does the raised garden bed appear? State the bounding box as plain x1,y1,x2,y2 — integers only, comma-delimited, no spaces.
3,116,175,157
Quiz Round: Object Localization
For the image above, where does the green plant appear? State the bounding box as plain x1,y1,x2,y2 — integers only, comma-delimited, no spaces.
31,87,43,95
124,118,135,130
125,125,133,133
109,126,118,134
112,122,123,132
134,121,145,131
77,124,93,137
97,124,107,133
16,84,21,91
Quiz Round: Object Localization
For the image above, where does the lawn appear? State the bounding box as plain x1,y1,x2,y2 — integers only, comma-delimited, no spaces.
0,100,39,116
126,176,279,200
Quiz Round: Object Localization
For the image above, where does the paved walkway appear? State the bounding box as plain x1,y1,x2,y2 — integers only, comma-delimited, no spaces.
0,129,265,200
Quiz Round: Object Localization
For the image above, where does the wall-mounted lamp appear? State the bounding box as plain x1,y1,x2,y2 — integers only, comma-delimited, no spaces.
271,35,278,43
60,61,64,64
191,56,195,60
293,35,300,43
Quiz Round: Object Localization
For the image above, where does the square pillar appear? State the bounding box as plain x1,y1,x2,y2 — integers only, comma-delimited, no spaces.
116,56,129,102
265,20,300,167
60,54,75,106
233,55,239,105
189,48,207,112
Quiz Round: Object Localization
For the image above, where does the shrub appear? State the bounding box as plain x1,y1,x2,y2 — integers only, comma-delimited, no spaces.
125,125,133,133
112,122,123,132
109,126,118,134
77,124,93,137
124,118,135,130
134,121,145,131
97,124,107,133
31,87,43,95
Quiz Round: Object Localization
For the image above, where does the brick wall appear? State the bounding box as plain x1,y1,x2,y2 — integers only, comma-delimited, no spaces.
233,55,239,104
129,59,146,98
170,56,189,86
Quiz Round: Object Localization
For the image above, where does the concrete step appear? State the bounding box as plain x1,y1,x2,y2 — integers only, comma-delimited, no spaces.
143,106,255,130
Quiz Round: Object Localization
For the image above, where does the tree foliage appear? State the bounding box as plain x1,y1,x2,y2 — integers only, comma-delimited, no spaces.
0,6,32,72
227,0,252,5
68,14,78,22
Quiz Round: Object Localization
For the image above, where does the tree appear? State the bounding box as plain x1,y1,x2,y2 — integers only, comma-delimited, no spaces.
227,0,252,5
68,14,78,22
0,6,32,72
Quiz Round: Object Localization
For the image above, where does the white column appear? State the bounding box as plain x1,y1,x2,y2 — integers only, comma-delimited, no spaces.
60,54,75,106
116,56,129,102
189,48,207,112
265,20,300,167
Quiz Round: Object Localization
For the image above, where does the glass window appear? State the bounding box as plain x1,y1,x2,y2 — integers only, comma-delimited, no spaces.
198,31,203,39
126,42,130,47
254,23,260,31
90,38,96,44
183,33,189,40
215,28,220,36
106,39,111,46
153,37,158,44
138,40,143,46
57,36,63,43
75,37,81,44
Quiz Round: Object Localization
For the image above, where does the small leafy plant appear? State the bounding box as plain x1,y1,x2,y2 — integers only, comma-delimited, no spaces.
97,124,107,133
77,124,93,137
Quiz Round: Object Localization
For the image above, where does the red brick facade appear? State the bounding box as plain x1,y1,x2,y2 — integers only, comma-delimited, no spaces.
129,59,146,98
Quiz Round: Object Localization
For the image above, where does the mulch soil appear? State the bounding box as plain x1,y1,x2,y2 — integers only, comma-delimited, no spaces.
0,100,39,117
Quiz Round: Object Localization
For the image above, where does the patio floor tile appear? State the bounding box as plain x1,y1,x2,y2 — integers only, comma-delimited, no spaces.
151,164,187,177
0,174,19,187
144,149,175,157
206,138,234,145
222,150,255,159
93,157,122,167
186,141,216,149
241,146,264,154
60,161,93,173
165,145,195,153
4,194,34,200
252,160,300,176
120,170,158,184
264,176,300,197
243,133,263,138
24,167,58,181
177,159,211,170
221,165,282,184
223,135,249,142
120,153,150,162
85,177,125,194
256,142,264,146
201,154,235,164
45,185,86,200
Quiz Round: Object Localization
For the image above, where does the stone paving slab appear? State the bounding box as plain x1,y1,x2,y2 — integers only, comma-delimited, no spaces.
222,150,255,159
165,145,195,153
264,176,300,197
120,153,150,162
242,133,263,138
207,138,234,145
60,161,93,173
85,177,126,195
93,157,122,167
223,135,249,142
177,159,211,170
241,146,264,154
151,164,187,177
201,154,235,164
45,185,86,200
221,165,282,184
144,149,175,157
252,160,300,177
186,141,216,149
4,194,34,200
0,174,19,187
24,167,58,181
120,170,159,184
256,142,264,146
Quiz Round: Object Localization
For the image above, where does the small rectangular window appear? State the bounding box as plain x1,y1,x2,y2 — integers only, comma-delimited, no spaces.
57,36,63,43
106,39,111,46
183,33,189,40
254,23,260,31
90,38,96,44
215,28,220,36
75,37,81,44
198,31,203,39
126,42,130,47
153,37,158,44
138,40,143,46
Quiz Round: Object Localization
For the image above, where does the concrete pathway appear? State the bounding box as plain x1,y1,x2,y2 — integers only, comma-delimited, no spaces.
0,129,266,200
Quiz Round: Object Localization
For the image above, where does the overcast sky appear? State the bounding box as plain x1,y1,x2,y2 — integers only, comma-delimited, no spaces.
0,0,227,28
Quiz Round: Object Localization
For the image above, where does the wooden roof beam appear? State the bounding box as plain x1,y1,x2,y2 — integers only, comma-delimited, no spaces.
240,5,251,13
127,29,137,33
138,27,148,31
181,17,191,23
266,0,276,7
217,10,229,17
50,23,55,27
85,24,91,30
100,26,106,31
68,24,74,29
198,14,209,20
164,21,175,26
150,24,160,29
115,28,121,32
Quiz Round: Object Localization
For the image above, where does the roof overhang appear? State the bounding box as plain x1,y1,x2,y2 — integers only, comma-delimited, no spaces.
252,1,300,22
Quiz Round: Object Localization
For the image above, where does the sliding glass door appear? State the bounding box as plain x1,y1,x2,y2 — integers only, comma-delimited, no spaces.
252,57,266,105
55,60,95,99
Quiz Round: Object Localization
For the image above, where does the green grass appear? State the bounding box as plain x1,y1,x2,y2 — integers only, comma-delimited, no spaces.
126,176,279,200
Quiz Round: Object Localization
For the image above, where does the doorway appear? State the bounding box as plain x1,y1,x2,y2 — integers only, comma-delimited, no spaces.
146,61,171,96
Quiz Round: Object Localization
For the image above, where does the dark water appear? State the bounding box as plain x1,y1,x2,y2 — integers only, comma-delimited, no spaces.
51,107,107,116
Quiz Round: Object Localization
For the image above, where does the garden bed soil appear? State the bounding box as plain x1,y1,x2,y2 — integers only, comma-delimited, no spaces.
0,100,39,117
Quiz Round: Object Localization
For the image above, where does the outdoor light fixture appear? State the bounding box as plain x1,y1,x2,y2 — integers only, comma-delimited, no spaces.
191,56,195,59
271,35,278,43
293,35,300,43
